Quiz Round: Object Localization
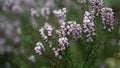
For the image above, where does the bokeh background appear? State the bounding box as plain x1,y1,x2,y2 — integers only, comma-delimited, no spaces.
0,0,120,68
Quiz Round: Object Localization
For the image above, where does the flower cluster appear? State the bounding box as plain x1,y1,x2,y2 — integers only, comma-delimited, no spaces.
52,48,62,59
58,37,69,51
34,42,45,55
56,22,67,37
53,8,67,23
30,7,51,18
34,5,115,59
39,28,48,41
53,8,70,58
39,23,53,48
51,37,69,59
39,23,53,39
53,8,67,37
83,11,96,42
1,0,23,15
34,8,69,59
30,8,39,17
28,55,35,62
41,7,51,20
118,40,120,48
89,0,115,32
44,23,53,36
0,21,21,55
66,21,83,40
100,7,114,32
89,0,104,16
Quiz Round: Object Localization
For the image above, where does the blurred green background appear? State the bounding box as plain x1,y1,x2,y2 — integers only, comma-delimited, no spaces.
0,0,120,68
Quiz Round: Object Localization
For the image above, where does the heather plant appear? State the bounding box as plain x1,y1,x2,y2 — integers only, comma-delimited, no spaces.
33,0,116,68
0,0,120,68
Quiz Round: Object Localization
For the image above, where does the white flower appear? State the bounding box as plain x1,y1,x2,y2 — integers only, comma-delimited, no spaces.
54,50,59,57
53,8,67,23
100,7,114,32
44,23,53,36
39,28,48,40
30,8,39,17
28,55,35,62
58,37,69,51
58,55,62,59
34,42,45,55
83,11,96,42
41,7,50,20
66,21,83,40
56,22,67,37
118,40,120,47
89,0,104,16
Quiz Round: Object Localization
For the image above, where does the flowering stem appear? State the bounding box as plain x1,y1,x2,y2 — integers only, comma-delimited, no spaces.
82,32,109,68
65,50,74,68
44,55,63,68
82,43,93,68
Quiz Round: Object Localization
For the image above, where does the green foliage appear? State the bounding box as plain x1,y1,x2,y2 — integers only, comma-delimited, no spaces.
0,0,120,68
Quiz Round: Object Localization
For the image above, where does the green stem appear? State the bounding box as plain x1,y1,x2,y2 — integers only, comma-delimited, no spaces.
89,33,109,67
44,55,62,68
66,54,74,68
82,43,93,68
